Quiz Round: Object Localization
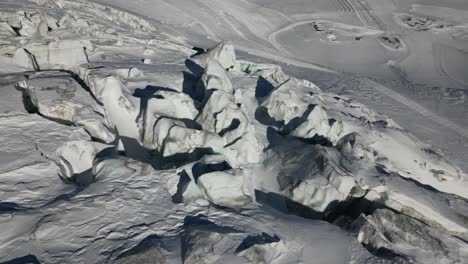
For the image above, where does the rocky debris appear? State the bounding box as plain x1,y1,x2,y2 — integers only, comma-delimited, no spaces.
379,33,403,50
394,13,452,31
15,73,115,143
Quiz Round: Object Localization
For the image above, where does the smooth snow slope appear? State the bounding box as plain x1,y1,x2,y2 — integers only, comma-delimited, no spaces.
0,0,467,264
93,0,468,171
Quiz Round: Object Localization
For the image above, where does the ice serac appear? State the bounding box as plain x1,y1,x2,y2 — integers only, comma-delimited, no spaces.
99,76,144,158
138,90,198,148
260,78,338,141
265,141,358,214
13,40,90,70
193,41,236,70
198,59,234,95
15,73,115,143
197,169,254,208
56,140,109,185
12,48,39,70
163,124,224,158
197,89,248,144
145,91,198,120
139,117,224,160
336,208,468,264
196,50,266,167
1,2,468,263
15,11,58,37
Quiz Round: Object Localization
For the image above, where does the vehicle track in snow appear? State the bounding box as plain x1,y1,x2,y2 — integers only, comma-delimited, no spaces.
335,0,354,14
363,79,468,139
352,0,387,30
433,43,468,91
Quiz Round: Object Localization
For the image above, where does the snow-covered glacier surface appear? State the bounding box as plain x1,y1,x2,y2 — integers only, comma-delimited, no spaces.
0,0,468,263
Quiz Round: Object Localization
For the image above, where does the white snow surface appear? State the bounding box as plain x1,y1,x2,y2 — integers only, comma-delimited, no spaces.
0,0,467,263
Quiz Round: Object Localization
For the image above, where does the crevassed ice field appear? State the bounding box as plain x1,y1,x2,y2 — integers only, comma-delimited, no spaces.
0,0,467,263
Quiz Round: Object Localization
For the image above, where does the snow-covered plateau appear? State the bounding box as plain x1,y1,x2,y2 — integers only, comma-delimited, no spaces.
0,0,467,263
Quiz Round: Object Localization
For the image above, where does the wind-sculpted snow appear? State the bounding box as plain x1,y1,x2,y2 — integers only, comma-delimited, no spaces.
0,1,467,263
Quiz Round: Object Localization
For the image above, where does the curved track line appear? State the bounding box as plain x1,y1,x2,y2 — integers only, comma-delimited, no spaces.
433,43,468,90
336,0,353,14
238,0,293,23
364,79,468,139
237,45,336,73
267,20,317,56
159,0,219,40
